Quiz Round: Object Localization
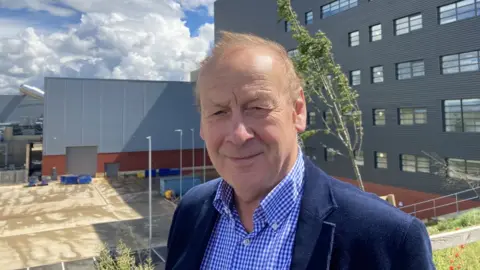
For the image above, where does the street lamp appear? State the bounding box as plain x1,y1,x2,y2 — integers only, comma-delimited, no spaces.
146,136,152,258
191,128,195,180
175,129,183,199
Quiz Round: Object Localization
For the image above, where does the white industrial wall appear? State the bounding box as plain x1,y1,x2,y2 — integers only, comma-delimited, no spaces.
43,77,202,156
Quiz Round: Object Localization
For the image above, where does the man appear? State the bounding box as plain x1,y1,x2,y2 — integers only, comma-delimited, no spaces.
166,31,435,270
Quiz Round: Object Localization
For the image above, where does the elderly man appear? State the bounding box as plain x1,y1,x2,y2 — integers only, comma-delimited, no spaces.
166,31,435,270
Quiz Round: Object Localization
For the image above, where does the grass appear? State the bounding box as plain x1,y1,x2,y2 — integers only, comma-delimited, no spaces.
427,209,480,235
433,241,480,270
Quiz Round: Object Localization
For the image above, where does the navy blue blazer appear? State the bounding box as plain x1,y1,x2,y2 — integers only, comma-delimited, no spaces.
166,156,435,270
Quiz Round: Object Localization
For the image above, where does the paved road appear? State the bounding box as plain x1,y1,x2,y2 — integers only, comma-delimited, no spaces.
0,177,176,269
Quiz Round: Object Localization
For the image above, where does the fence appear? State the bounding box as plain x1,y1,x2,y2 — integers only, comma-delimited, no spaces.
0,170,26,185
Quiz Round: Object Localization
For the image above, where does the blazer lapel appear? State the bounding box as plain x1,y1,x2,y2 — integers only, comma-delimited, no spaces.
291,157,338,270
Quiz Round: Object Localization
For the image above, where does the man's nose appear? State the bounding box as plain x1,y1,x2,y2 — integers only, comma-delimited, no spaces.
226,112,254,145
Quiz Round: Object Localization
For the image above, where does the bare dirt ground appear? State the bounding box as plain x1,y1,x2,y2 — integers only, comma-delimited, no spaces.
0,177,176,269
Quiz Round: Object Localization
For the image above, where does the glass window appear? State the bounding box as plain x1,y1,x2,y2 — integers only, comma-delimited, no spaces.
308,111,316,125
287,49,299,58
350,70,361,85
325,148,336,161
370,24,382,41
372,66,384,83
444,99,480,132
321,0,358,18
375,152,388,169
396,60,425,80
447,158,480,180
355,150,364,166
324,110,333,126
401,154,430,173
305,11,313,25
442,50,479,74
439,0,478,25
395,14,423,35
349,31,359,47
285,21,291,32
399,108,427,125
373,109,386,126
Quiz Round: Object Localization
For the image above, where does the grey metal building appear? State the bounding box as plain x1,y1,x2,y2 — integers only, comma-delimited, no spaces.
42,77,206,177
0,95,43,124
214,0,480,197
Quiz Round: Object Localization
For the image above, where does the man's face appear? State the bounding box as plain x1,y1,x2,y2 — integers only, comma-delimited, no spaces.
198,47,306,200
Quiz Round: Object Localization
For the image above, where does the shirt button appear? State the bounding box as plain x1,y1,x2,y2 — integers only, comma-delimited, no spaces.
243,238,251,246
272,223,279,230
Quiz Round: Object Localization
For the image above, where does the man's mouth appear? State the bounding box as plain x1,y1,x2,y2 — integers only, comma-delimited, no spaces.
228,152,262,161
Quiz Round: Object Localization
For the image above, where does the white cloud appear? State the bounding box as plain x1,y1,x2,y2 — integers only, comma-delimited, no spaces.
0,0,215,94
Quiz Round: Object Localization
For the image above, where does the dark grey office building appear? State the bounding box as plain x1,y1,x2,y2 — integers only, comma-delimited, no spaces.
214,0,480,204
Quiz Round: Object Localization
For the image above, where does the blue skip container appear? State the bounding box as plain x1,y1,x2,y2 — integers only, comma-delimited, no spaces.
61,175,78,185
78,175,92,184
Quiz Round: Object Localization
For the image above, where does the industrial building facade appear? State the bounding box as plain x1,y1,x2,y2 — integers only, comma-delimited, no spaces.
42,77,210,177
214,0,480,202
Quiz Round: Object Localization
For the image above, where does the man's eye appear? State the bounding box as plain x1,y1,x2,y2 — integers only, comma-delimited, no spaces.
213,111,225,116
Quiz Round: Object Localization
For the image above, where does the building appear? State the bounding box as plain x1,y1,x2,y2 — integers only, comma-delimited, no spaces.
214,0,480,205
0,95,43,124
42,77,212,178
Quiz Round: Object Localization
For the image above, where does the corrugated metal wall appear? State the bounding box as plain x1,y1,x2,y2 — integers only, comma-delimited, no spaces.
43,78,201,155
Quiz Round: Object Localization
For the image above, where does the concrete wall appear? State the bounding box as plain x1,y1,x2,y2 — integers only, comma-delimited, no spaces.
0,95,43,123
43,77,202,155
214,0,480,196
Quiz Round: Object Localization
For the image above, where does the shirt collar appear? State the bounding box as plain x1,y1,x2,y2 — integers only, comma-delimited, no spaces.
213,146,305,227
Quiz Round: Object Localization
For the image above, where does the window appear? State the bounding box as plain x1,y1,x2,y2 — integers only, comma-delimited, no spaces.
441,50,479,74
370,24,382,41
324,110,333,126
401,154,430,173
444,99,480,132
287,49,299,58
375,152,388,169
321,0,358,18
355,150,364,166
349,31,359,47
395,14,423,35
308,111,316,125
350,70,361,85
325,148,336,161
305,11,313,25
373,109,386,126
372,66,384,83
396,60,425,80
399,108,427,125
439,0,480,25
447,158,480,180
285,21,291,32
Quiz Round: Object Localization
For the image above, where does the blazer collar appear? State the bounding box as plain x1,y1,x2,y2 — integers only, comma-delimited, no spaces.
290,156,338,270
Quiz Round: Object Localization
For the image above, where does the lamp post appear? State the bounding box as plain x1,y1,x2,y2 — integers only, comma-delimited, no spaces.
191,128,195,180
175,129,183,199
203,141,206,183
146,136,152,258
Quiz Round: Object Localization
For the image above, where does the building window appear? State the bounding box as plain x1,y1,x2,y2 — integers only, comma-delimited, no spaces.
285,21,292,32
325,148,336,161
371,66,384,83
396,60,425,80
324,110,333,126
349,31,359,47
401,154,430,173
321,0,358,18
370,24,382,41
447,158,480,180
441,50,479,74
287,48,299,58
305,11,313,25
350,70,361,85
439,0,480,25
395,14,423,35
444,99,480,132
308,111,316,125
399,108,427,125
373,109,386,126
375,152,388,169
355,150,364,166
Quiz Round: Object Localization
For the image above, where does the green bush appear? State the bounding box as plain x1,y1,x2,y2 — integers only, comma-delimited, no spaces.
96,240,154,270
428,208,480,235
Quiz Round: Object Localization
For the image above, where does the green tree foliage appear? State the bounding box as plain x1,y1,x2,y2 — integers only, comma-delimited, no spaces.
96,240,154,270
278,0,365,191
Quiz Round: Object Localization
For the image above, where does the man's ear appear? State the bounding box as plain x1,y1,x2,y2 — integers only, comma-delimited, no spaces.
294,88,307,133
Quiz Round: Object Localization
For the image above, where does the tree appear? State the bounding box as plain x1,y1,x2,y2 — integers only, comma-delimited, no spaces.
423,151,480,199
278,0,365,191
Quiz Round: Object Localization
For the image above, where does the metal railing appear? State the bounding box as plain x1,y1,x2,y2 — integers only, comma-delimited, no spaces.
399,187,480,218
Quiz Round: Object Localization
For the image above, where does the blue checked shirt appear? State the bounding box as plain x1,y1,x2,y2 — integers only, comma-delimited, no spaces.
200,149,305,270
